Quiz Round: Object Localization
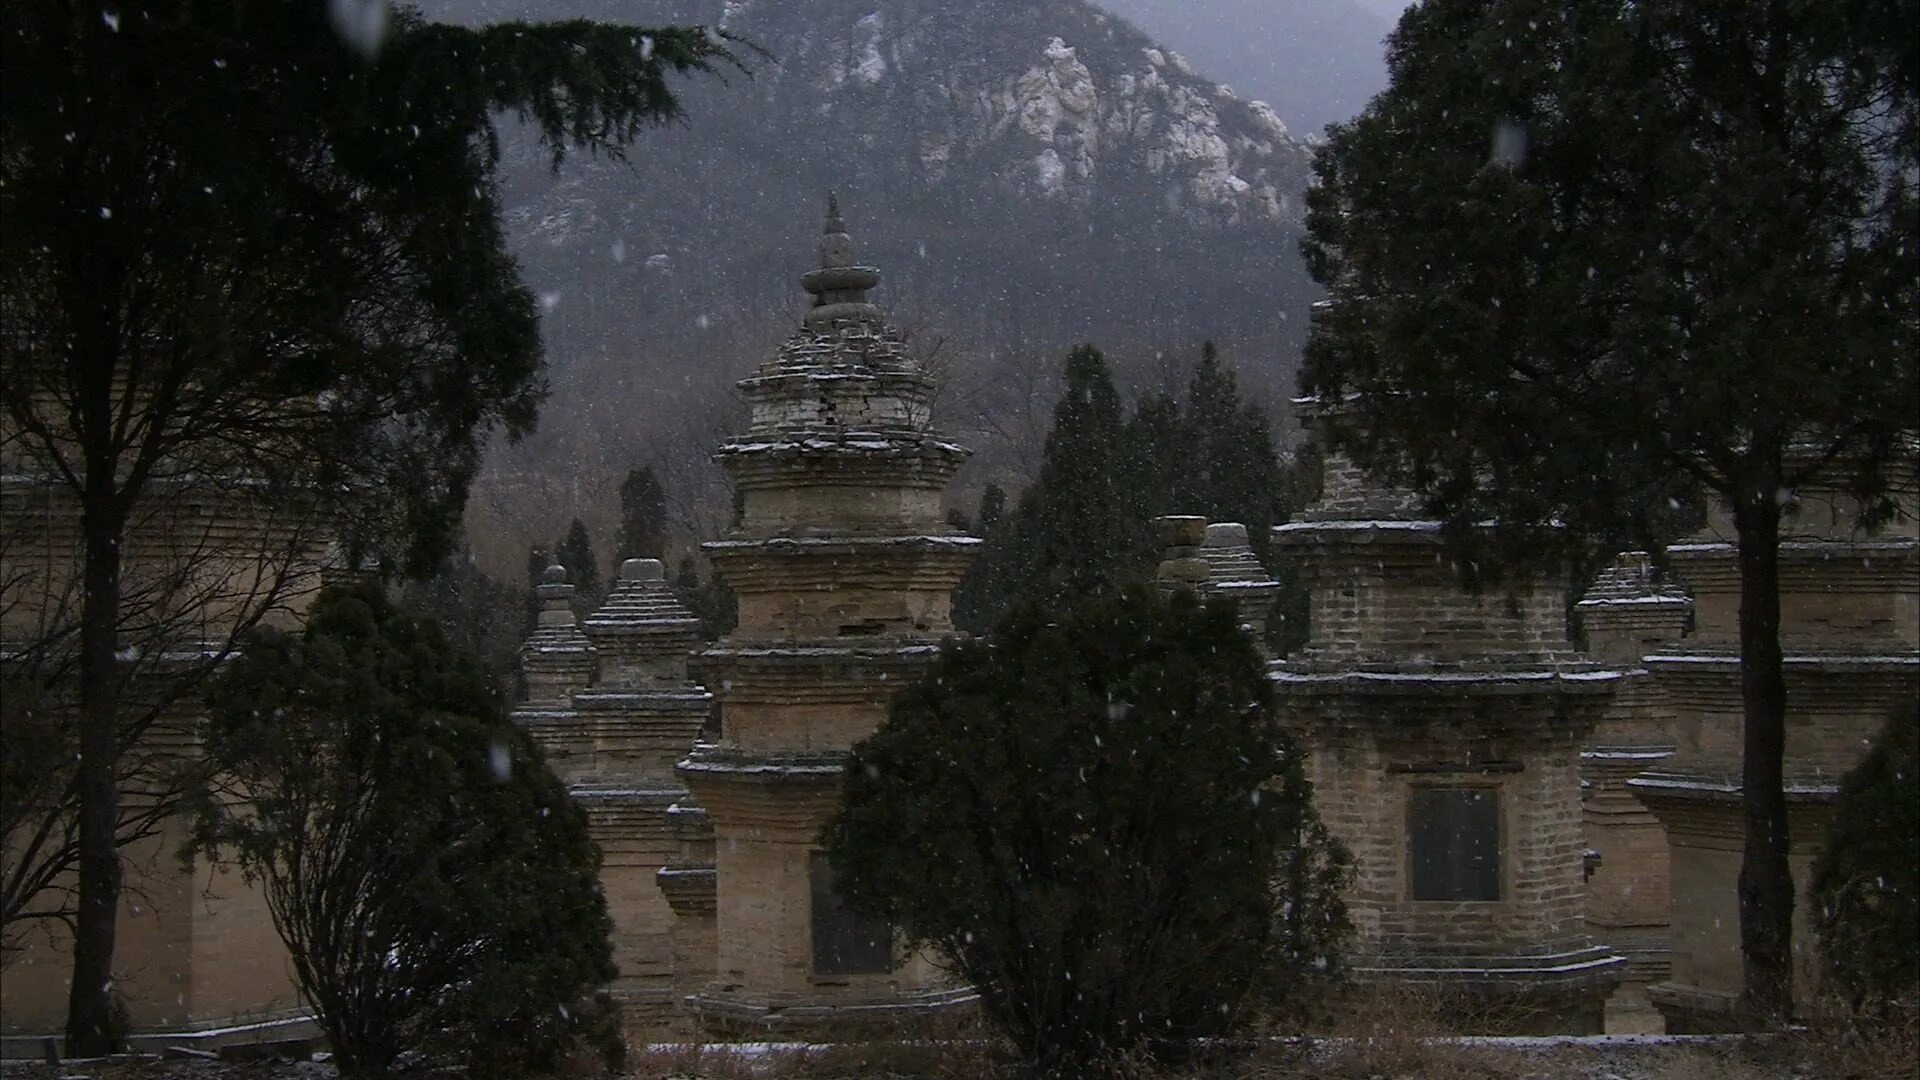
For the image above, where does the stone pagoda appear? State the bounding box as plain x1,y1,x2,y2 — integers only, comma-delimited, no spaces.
1269,400,1626,1032
512,559,713,1033
1631,452,1918,1031
673,198,980,1033
1574,553,1693,1031
1154,516,1282,642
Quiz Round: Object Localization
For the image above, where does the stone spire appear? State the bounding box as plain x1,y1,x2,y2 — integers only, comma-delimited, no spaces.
518,563,595,706
799,192,883,329
580,557,706,686
676,198,979,1033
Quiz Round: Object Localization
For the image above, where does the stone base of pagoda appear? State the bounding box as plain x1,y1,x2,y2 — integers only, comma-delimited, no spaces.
685,984,978,1039
676,747,968,1039
575,786,682,1033
1349,946,1625,1034
1629,777,1838,1032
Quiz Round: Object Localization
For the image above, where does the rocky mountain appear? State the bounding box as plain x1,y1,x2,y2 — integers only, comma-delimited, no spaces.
422,0,1335,564
1093,0,1394,137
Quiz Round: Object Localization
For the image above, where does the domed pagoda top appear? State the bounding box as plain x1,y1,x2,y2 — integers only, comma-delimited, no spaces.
731,196,935,440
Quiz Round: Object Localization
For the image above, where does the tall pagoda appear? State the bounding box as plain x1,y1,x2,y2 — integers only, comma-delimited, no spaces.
1574,553,1692,1031
1632,452,1918,1031
512,558,712,1032
1270,400,1626,1032
674,199,980,1033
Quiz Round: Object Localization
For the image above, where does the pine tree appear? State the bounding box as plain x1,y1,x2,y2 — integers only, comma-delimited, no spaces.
192,587,618,1078
1811,704,1920,1016
1184,342,1284,559
554,519,600,618
1301,0,1916,1020
0,2,727,1048
613,466,669,562
825,588,1349,1078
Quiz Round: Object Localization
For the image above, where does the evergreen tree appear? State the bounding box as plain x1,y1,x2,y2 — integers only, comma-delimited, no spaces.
957,346,1152,631
673,556,737,642
613,465,669,562
1811,704,1920,1017
395,543,525,698
824,588,1349,1078
1184,342,1283,560
1023,346,1145,602
1122,389,1189,527
951,484,1009,633
191,587,618,1078
0,2,725,1049
1301,0,1916,1021
554,519,600,617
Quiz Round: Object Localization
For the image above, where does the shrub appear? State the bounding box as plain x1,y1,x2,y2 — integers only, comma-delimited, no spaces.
1811,703,1919,1016
823,587,1350,1078
191,586,618,1078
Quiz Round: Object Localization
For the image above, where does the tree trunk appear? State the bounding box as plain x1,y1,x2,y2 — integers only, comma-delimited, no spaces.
1732,491,1793,1025
65,487,126,1054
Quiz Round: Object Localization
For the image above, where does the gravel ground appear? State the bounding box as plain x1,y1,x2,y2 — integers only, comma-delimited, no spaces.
1,1032,1911,1080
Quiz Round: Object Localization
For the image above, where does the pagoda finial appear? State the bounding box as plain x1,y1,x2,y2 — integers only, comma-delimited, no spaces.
801,193,881,323
824,191,845,236
818,193,856,271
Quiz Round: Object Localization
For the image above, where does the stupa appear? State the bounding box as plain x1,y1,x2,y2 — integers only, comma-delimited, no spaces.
1269,399,1626,1032
1574,553,1693,1031
1631,453,1918,1031
674,198,980,1033
1153,516,1282,643
512,559,712,1032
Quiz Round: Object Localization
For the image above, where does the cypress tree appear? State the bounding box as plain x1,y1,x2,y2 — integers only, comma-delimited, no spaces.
1301,0,1916,1020
554,519,600,618
613,466,669,562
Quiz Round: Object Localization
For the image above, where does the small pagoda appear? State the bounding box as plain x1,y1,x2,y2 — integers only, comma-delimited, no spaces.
1270,400,1625,1032
513,559,713,1032
1631,452,1918,1031
674,198,980,1033
1574,553,1692,1032
1154,516,1282,643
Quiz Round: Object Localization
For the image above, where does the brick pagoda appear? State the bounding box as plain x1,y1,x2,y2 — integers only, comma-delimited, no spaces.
673,198,980,1033
1632,452,1919,1031
1270,400,1626,1032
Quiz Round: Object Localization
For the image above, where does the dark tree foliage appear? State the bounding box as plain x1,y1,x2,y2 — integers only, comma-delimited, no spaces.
613,465,670,562
1811,704,1920,1016
0,1,725,1050
1300,0,1917,1021
555,517,601,617
395,543,527,697
824,588,1350,1079
957,343,1309,642
673,556,737,642
190,587,617,1080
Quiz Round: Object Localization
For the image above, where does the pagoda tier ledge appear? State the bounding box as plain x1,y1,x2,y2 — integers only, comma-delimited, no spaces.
579,618,703,637
569,785,686,800
700,641,942,664
513,707,578,721
1666,538,1917,554
1574,596,1692,609
677,749,847,780
737,365,923,392
1627,774,1840,804
1276,518,1446,533
1645,652,1918,668
705,534,981,554
716,434,969,458
1580,747,1676,762
1273,667,1624,690
572,690,713,708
